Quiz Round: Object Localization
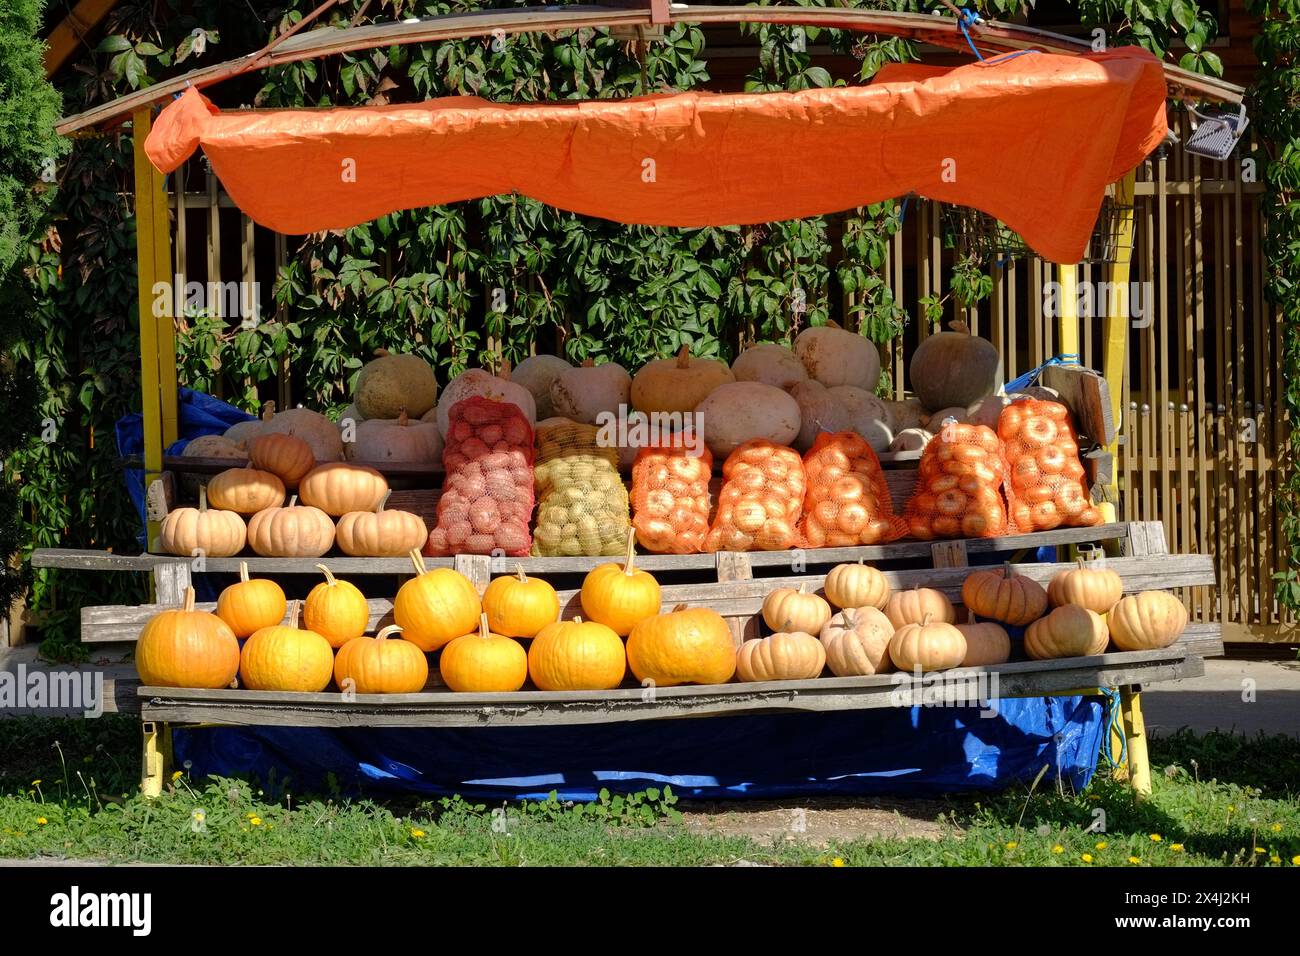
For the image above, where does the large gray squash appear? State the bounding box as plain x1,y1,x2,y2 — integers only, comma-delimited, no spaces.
353,349,438,420
908,320,1002,412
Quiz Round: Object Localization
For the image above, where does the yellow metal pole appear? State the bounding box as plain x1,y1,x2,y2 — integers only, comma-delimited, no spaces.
1099,172,1137,526
140,721,172,798
1119,685,1152,797
1056,261,1080,362
132,108,178,551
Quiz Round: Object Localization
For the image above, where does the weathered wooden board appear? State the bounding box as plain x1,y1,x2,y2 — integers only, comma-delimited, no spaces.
1042,364,1116,447
136,647,1203,728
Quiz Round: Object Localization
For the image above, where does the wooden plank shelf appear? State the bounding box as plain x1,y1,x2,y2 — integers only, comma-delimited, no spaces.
136,647,1203,728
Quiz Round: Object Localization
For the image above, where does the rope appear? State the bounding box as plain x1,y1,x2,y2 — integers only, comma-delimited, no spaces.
958,8,985,61
1100,687,1127,768
1004,353,1079,393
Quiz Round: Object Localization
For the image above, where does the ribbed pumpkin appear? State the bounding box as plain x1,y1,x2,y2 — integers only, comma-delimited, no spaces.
823,560,890,611
215,560,286,638
246,495,335,557
206,466,286,515
528,617,626,691
335,624,429,694
580,529,661,636
135,588,240,688
248,431,315,488
736,630,826,682
439,613,528,692
761,583,832,634
239,602,335,692
961,562,1048,626
884,587,956,629
393,550,482,652
626,604,736,687
298,462,389,517
158,487,247,558
631,345,736,414
1107,591,1188,651
819,606,894,677
888,614,967,672
1047,557,1124,614
335,494,428,557
1025,605,1109,660
303,564,370,648
956,622,1012,667
483,565,560,638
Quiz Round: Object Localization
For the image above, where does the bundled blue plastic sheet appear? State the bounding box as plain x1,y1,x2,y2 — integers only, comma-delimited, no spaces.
173,696,1104,800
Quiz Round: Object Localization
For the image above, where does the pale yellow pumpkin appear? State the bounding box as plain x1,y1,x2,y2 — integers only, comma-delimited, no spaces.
961,562,1048,626
823,560,890,610
1107,591,1188,651
761,583,832,635
631,345,736,414
205,466,286,516
888,614,967,672
956,622,1012,667
884,586,956,629
298,462,388,517
819,607,894,677
246,495,335,558
335,495,428,557
1024,605,1109,660
158,486,247,558
354,349,439,420
260,402,345,462
735,631,826,682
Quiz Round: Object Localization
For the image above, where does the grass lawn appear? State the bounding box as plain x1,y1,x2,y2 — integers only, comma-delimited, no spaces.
0,716,1297,866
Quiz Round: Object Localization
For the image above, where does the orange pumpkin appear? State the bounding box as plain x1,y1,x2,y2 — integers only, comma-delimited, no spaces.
335,494,428,557
888,614,967,672
961,562,1048,626
205,466,286,516
393,549,482,652
303,564,370,648
239,601,335,692
439,613,528,692
626,604,736,687
215,560,286,638
249,431,316,488
884,586,956,629
1047,557,1124,614
735,630,826,682
483,565,560,639
528,617,626,691
136,588,240,689
1024,605,1109,660
1107,591,1188,651
580,529,661,636
956,622,1012,667
298,462,389,517
335,624,429,694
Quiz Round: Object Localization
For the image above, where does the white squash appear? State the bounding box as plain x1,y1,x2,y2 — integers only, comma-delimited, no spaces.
828,386,893,452
966,394,1011,430
436,368,537,436
789,380,849,451
793,324,882,391
262,405,344,462
222,419,263,449
889,427,932,453
697,382,800,458
731,342,808,391
882,397,928,433
180,435,247,495
353,349,438,420
549,360,631,426
345,410,444,464
512,354,572,421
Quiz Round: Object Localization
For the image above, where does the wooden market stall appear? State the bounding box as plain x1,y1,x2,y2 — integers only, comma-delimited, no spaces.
35,2,1245,798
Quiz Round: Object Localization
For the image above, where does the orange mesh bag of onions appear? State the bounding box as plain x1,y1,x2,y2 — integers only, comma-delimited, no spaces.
798,431,907,547
531,419,630,557
704,439,806,552
903,421,1009,539
424,396,534,557
998,398,1102,532
630,436,713,554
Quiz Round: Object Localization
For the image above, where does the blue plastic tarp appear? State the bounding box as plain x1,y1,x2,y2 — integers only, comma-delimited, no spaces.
173,696,1104,800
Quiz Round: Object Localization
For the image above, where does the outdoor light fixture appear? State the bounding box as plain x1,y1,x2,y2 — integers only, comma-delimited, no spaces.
1183,103,1249,161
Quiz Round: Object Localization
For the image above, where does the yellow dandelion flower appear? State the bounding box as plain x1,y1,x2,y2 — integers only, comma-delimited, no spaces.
410,828,426,839
249,817,262,826
31,779,40,787
1005,841,1018,849
1171,844,1184,852
1293,855,1300,865
171,770,183,781
1095,841,1108,850
1227,804,1236,812
1052,845,1064,854
1271,823,1282,833
36,817,47,826
1270,856,1280,864
1081,854,1093,863
1254,847,1266,854
1149,833,1162,842
1128,856,1141,864
831,858,845,867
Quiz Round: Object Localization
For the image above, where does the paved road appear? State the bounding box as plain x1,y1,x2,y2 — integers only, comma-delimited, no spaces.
2,645,1298,735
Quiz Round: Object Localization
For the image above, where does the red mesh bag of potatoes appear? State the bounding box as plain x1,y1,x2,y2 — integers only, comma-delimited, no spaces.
903,421,1009,539
630,436,713,554
704,439,805,552
998,398,1102,532
799,431,906,547
424,396,534,557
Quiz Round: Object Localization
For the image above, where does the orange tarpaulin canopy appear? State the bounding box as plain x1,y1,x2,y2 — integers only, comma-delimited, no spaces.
147,48,1167,264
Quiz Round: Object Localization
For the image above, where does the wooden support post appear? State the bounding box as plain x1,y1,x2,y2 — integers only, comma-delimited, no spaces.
133,108,179,552
140,720,173,798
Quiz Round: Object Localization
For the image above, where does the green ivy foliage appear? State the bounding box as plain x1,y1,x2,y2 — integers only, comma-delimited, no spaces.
9,0,1234,655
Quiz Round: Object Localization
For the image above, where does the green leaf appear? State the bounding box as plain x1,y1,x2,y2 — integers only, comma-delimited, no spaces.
1172,0,1198,31
96,35,133,53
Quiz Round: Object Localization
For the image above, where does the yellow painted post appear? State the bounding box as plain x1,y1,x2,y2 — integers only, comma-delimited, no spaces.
132,108,179,551
1103,173,1136,461
140,721,173,798
1119,685,1152,797
1056,262,1080,362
